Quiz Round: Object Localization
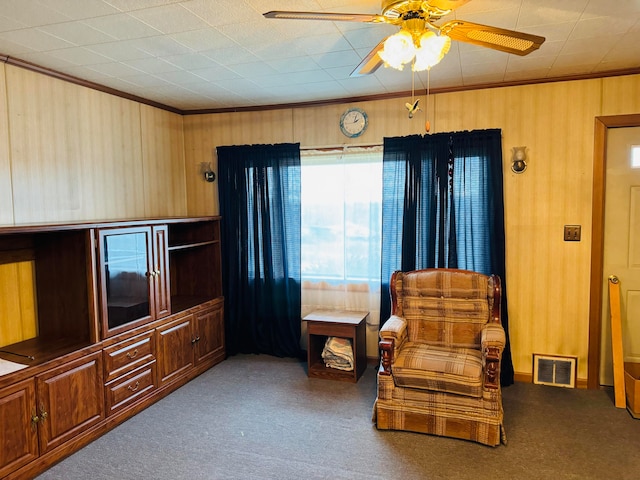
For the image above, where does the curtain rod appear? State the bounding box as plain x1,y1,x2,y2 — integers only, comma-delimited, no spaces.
301,143,382,152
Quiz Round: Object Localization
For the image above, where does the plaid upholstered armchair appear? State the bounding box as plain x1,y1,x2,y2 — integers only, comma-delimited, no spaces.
373,268,506,446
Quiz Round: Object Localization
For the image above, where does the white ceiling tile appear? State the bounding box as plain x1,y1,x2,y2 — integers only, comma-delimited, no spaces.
267,56,321,74
0,29,74,51
2,0,72,27
293,33,353,56
570,16,638,39
212,77,261,95
38,21,117,45
87,61,149,77
169,28,238,52
44,0,120,20
313,49,363,69
155,70,210,85
200,46,259,66
133,36,193,57
108,72,173,87
0,15,28,32
583,0,640,17
104,0,182,11
182,0,264,27
84,13,162,40
342,24,393,49
129,4,210,34
227,62,279,77
46,47,113,66
161,53,217,70
122,57,180,74
190,64,241,82
0,39,36,56
560,37,617,60
86,41,151,61
17,52,76,70
216,20,283,47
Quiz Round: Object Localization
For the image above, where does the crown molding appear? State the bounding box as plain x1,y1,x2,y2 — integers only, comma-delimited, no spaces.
3,53,640,116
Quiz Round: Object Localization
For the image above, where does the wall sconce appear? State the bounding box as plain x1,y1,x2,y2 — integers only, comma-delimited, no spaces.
201,162,216,183
511,146,528,174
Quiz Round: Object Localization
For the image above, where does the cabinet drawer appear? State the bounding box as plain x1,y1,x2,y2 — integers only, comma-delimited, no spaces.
103,331,155,383
105,362,156,416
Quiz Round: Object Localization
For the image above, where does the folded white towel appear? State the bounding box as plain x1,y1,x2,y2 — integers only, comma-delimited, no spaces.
322,337,354,371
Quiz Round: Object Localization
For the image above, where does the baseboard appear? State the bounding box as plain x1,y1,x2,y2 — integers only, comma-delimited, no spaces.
514,371,588,389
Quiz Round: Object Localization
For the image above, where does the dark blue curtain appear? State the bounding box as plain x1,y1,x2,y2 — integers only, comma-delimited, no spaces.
217,143,301,358
380,129,513,385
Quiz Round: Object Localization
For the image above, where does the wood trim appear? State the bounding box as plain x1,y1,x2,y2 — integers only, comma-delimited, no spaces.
2,52,639,116
0,55,182,115
588,114,640,389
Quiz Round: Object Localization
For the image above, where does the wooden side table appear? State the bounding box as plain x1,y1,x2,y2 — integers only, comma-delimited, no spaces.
304,310,368,383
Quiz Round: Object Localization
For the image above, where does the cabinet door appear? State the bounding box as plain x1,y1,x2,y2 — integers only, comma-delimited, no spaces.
156,315,194,387
152,225,171,319
98,227,154,337
194,303,225,365
36,351,105,454
0,379,39,478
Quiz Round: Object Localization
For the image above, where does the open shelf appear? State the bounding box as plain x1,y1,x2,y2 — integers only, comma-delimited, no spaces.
0,336,93,367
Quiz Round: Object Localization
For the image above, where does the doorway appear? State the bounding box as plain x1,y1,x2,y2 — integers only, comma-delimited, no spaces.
588,114,640,389
599,126,640,385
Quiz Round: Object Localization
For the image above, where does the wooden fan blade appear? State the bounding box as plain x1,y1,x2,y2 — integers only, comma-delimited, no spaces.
440,20,545,55
263,11,386,23
350,38,388,77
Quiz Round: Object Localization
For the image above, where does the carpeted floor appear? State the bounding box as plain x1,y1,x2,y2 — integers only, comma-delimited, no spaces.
36,355,639,480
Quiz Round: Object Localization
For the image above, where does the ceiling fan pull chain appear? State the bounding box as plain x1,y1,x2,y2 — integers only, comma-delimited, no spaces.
425,68,431,133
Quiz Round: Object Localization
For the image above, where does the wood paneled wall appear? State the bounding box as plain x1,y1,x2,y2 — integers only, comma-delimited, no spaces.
183,74,640,382
1,59,639,381
140,105,187,218
0,261,37,347
2,65,186,225
0,64,13,225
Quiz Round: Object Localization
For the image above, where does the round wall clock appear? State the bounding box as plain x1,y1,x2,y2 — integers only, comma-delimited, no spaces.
339,107,368,138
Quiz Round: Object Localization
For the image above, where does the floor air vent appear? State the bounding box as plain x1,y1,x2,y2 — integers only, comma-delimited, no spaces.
533,354,577,388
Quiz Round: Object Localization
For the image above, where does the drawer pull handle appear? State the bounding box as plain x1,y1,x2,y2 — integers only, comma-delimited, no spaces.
128,381,140,392
126,349,138,359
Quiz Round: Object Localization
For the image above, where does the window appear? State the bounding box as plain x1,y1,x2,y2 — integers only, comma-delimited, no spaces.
632,145,640,168
301,147,382,285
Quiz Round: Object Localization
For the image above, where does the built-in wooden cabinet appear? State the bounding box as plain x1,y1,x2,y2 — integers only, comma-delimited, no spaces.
0,351,104,477
103,330,157,416
193,302,225,365
156,299,224,388
35,352,105,454
0,379,38,478
0,217,224,479
97,225,170,338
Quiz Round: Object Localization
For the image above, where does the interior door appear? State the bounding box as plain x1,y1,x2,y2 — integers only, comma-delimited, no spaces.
600,126,640,385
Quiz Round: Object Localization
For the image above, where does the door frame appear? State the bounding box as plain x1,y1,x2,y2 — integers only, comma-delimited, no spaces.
588,113,640,389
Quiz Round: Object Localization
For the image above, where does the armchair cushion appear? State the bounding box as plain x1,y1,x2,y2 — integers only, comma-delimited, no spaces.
393,343,483,397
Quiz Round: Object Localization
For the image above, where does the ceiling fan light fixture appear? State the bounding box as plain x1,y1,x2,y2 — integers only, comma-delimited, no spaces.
413,31,451,71
378,30,416,70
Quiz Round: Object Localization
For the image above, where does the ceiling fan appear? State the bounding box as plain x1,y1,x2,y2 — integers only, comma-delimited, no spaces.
264,0,545,77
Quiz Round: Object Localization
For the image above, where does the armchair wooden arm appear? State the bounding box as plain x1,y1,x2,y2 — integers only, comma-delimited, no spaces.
378,315,407,376
481,323,505,390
